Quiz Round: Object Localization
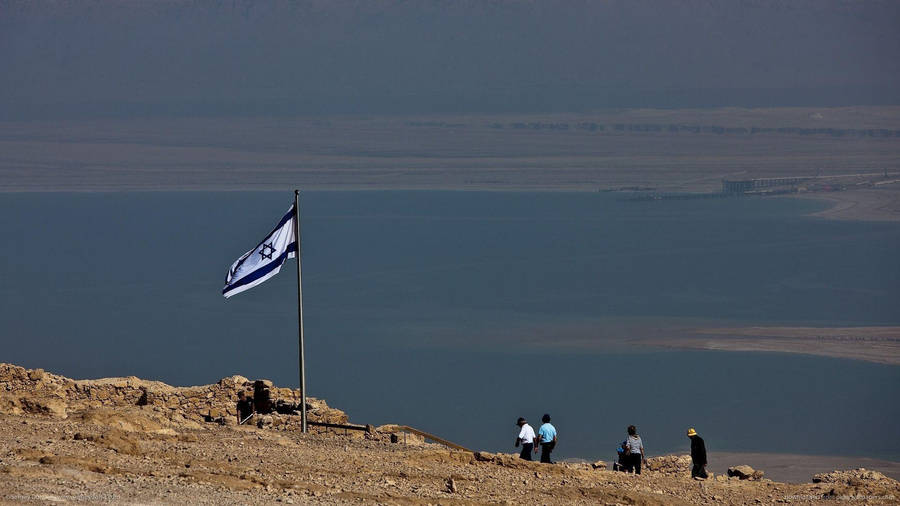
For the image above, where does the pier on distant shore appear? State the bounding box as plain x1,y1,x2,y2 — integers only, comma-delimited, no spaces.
625,171,896,202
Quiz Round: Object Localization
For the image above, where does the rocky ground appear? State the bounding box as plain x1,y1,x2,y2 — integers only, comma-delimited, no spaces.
2,363,898,505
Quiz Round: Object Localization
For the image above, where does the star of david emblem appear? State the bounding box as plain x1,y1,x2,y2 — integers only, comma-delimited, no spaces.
259,242,276,260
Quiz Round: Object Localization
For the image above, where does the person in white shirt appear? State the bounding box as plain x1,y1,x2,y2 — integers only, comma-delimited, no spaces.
514,417,536,460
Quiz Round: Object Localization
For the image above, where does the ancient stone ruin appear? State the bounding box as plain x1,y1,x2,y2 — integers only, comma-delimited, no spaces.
0,363,347,432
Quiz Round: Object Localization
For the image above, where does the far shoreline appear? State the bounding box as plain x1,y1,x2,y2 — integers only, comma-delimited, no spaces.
0,184,900,223
2,185,899,222
566,452,900,483
791,188,900,222
503,321,900,366
635,325,900,366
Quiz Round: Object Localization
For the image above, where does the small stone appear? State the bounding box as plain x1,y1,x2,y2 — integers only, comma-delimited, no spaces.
446,478,457,493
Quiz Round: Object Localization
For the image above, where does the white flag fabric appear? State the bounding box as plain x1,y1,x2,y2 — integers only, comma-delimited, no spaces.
222,205,297,298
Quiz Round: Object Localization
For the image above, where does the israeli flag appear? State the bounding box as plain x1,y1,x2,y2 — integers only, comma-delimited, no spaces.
222,205,297,298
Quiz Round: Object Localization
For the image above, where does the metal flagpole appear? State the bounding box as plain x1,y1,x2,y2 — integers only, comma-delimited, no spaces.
294,190,307,433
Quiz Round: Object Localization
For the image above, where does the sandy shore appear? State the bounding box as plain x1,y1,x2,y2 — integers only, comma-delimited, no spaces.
638,326,900,366
502,320,900,367
794,187,900,222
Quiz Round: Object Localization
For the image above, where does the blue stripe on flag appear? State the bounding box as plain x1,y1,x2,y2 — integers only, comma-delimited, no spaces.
226,205,295,281
222,241,297,296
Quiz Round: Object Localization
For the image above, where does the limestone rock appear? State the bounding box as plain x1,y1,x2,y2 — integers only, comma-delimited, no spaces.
79,408,173,434
0,394,24,415
728,465,763,480
0,363,27,381
20,396,68,418
217,375,249,388
474,451,496,462
256,415,274,428
76,429,143,455
591,460,607,470
813,468,896,486
646,455,692,474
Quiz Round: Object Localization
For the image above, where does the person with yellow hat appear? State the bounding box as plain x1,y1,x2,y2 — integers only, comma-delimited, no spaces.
687,428,708,479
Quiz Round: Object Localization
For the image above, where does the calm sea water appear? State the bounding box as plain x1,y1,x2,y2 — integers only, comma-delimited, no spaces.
1,191,898,461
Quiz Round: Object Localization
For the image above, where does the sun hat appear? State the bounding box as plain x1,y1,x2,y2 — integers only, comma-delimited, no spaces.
686,428,697,437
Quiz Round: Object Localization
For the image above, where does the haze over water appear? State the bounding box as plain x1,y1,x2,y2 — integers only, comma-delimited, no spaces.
2,191,898,463
3,1,899,119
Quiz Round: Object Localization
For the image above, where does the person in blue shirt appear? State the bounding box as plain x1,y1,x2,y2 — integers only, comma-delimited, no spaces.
614,440,628,471
535,413,558,464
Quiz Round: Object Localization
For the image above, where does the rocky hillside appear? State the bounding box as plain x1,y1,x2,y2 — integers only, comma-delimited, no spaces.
1,363,898,505
0,363,346,430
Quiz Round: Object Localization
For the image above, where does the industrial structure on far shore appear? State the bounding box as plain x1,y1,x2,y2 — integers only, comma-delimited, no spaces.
626,171,897,201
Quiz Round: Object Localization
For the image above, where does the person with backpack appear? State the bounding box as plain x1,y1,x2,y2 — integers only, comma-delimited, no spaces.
623,425,645,474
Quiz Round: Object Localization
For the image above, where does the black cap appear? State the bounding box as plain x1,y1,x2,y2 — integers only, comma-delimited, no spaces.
516,417,526,425
542,413,551,423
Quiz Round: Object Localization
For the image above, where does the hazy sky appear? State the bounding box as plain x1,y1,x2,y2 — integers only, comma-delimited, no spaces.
2,0,899,118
